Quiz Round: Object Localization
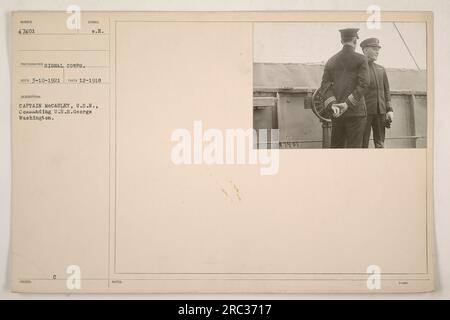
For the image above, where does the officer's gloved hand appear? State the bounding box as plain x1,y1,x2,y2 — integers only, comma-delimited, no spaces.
385,111,394,128
331,103,349,118
331,105,340,117
386,111,394,122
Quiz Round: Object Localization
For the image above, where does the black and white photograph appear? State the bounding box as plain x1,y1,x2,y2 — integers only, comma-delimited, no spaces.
253,22,427,149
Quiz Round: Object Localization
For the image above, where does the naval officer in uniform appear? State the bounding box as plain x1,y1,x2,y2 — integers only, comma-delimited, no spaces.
360,38,394,148
320,28,370,148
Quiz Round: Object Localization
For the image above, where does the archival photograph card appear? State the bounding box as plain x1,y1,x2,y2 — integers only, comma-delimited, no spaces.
10,11,434,293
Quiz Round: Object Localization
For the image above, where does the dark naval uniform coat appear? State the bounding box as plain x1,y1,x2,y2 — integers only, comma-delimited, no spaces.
320,44,370,148
362,61,393,148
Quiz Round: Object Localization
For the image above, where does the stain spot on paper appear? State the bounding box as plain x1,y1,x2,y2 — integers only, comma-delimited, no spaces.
233,184,241,201
221,188,229,198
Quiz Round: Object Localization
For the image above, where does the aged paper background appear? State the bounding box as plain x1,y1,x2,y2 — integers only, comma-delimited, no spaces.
8,10,435,293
